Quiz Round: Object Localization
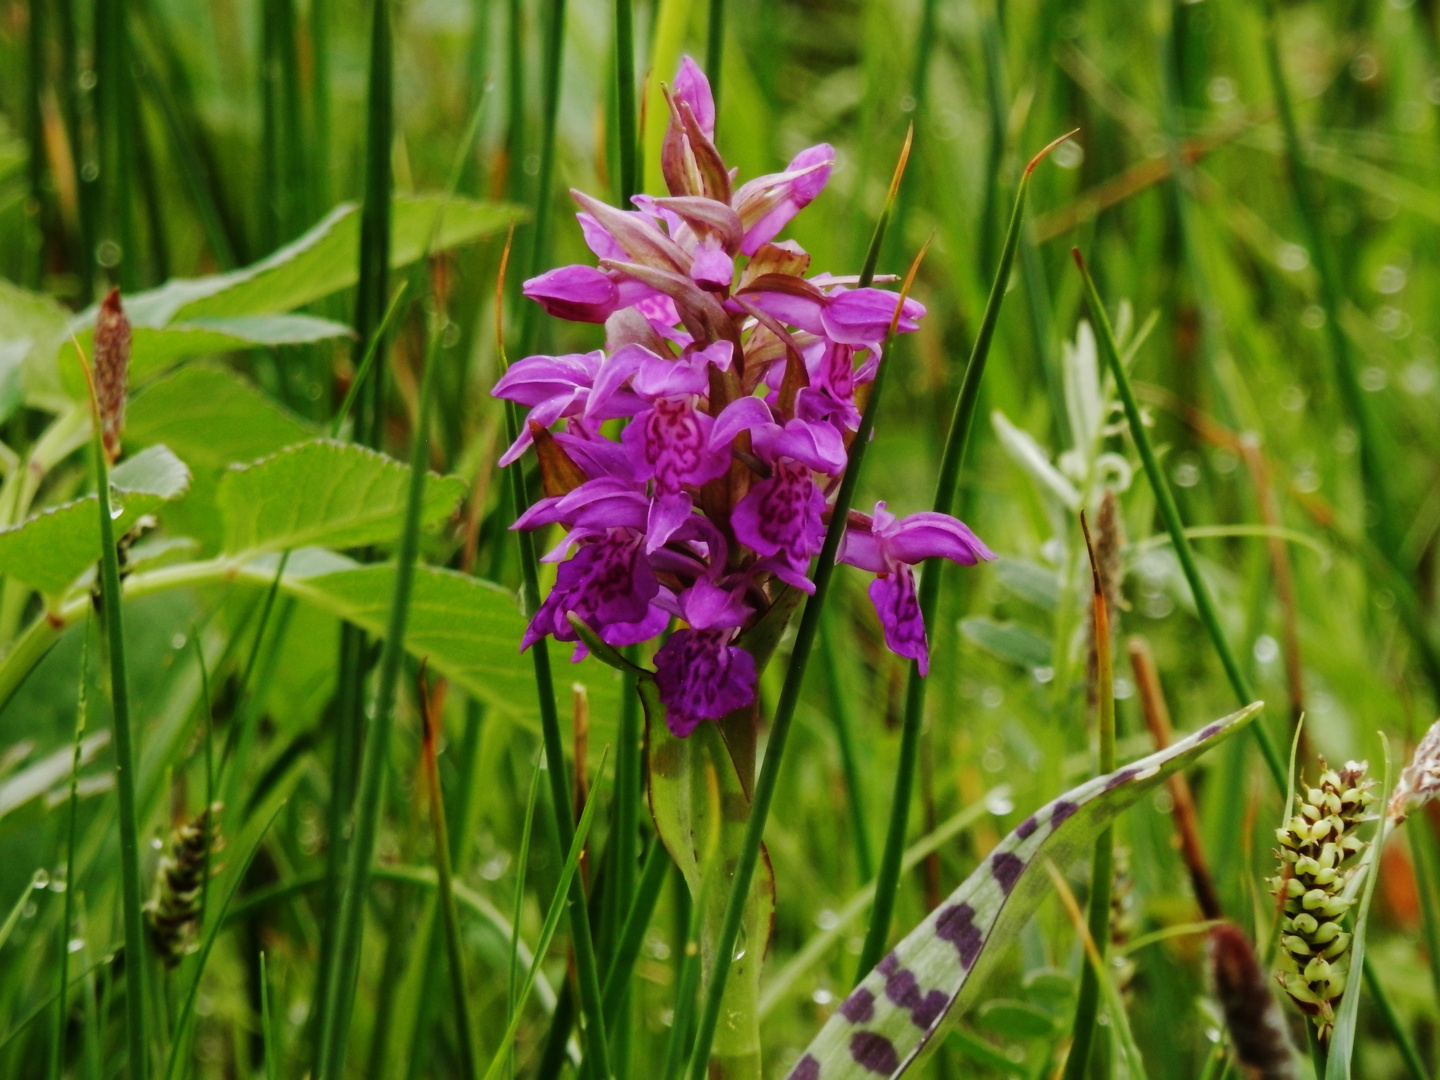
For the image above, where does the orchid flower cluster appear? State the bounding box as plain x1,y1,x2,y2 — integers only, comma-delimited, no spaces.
495,57,994,738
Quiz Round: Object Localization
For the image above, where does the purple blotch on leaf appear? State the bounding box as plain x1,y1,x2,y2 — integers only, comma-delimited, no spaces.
1104,767,1139,791
850,1032,900,1075
912,990,949,1030
1049,800,1079,830
789,1054,821,1080
935,902,983,968
991,852,1024,895
840,987,875,1023
1016,815,1039,840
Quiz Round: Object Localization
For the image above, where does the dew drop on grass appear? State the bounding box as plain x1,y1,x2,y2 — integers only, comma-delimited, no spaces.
68,938,85,954
812,988,834,1006
109,504,124,520
1254,635,1279,664
171,633,187,650
32,870,49,888
815,909,840,931
986,791,1015,816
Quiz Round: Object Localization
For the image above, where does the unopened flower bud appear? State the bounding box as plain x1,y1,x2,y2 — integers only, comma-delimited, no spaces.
94,288,131,464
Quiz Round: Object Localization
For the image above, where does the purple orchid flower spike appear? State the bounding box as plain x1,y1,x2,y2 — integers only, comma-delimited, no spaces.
839,502,997,675
493,55,995,734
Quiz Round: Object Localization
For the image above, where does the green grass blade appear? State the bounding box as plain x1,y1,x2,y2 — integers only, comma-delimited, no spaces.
481,749,608,1080
819,610,873,883
260,952,278,1080
517,0,570,357
91,408,149,1080
419,671,481,1080
507,757,543,1079
601,837,671,1024
705,0,725,111
614,0,639,201
856,134,1071,983
50,618,91,1080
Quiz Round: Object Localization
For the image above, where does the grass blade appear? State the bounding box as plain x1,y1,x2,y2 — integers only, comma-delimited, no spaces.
601,838,671,1024
507,756,543,1079
481,749,608,1080
260,952,278,1080
855,132,1073,983
819,610,873,882
705,0,725,112
614,0,639,201
86,364,149,1080
517,0,569,357
418,664,481,1080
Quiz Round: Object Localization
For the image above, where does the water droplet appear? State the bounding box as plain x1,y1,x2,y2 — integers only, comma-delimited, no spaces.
1253,635,1280,664
812,988,834,1006
68,937,85,954
815,909,840,931
151,837,164,850
171,633,188,650
110,504,124,520
50,880,67,894
986,791,1015,816
1033,666,1055,684
32,870,50,888
732,926,747,962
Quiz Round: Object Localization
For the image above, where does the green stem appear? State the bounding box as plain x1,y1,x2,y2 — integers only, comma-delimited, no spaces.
421,684,481,1080
313,298,439,1080
855,142,1056,983
49,620,90,1080
93,432,148,1080
601,839,671,1025
1362,949,1427,1080
683,254,922,1080
613,0,638,202
705,0,726,110
518,0,569,358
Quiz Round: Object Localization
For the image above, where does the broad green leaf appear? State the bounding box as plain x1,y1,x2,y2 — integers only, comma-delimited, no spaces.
0,445,192,598
974,999,1056,1041
643,690,776,1076
217,440,466,557
0,279,70,410
959,617,1053,671
127,364,317,470
0,731,109,821
993,558,1061,613
786,702,1261,1080
269,559,622,726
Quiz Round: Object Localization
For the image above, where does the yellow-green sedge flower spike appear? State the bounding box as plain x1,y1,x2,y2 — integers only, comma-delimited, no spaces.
1270,759,1377,1044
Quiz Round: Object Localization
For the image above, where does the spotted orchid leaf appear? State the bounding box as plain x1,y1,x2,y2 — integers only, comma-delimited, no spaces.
786,701,1262,1080
642,682,776,1079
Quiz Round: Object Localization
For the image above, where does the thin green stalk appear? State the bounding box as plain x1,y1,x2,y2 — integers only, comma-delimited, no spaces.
819,611,873,882
881,0,938,272
1061,514,1117,1080
26,0,46,286
260,952,277,1080
601,839,671,1024
481,753,608,1080
1075,252,1425,1080
855,135,1071,982
684,237,932,1080
1361,953,1428,1080
49,619,91,1080
508,758,543,1080
309,0,331,211
1407,820,1440,1011
705,0,725,111
313,291,441,1080
518,0,569,357
1259,0,1397,563
314,0,394,1054
662,886,707,1080
91,419,148,1080
608,643,644,1075
419,669,481,1080
613,0,638,201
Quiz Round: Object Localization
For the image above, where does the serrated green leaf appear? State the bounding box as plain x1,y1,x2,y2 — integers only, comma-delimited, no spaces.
786,703,1261,1080
127,364,317,470
217,440,466,557
959,617,1053,671
0,445,193,598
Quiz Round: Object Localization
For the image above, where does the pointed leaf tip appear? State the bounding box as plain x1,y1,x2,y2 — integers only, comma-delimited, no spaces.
1025,130,1081,177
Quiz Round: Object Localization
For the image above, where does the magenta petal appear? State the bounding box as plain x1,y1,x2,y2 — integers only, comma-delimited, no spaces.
646,491,694,551
820,288,926,345
752,419,847,475
837,526,886,573
623,399,728,493
576,211,628,261
711,395,774,448
523,266,620,323
671,56,715,137
632,348,712,399
868,568,929,675
653,629,757,737
880,511,997,567
691,241,734,289
677,577,752,631
736,144,836,254
586,343,654,420
743,290,827,336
